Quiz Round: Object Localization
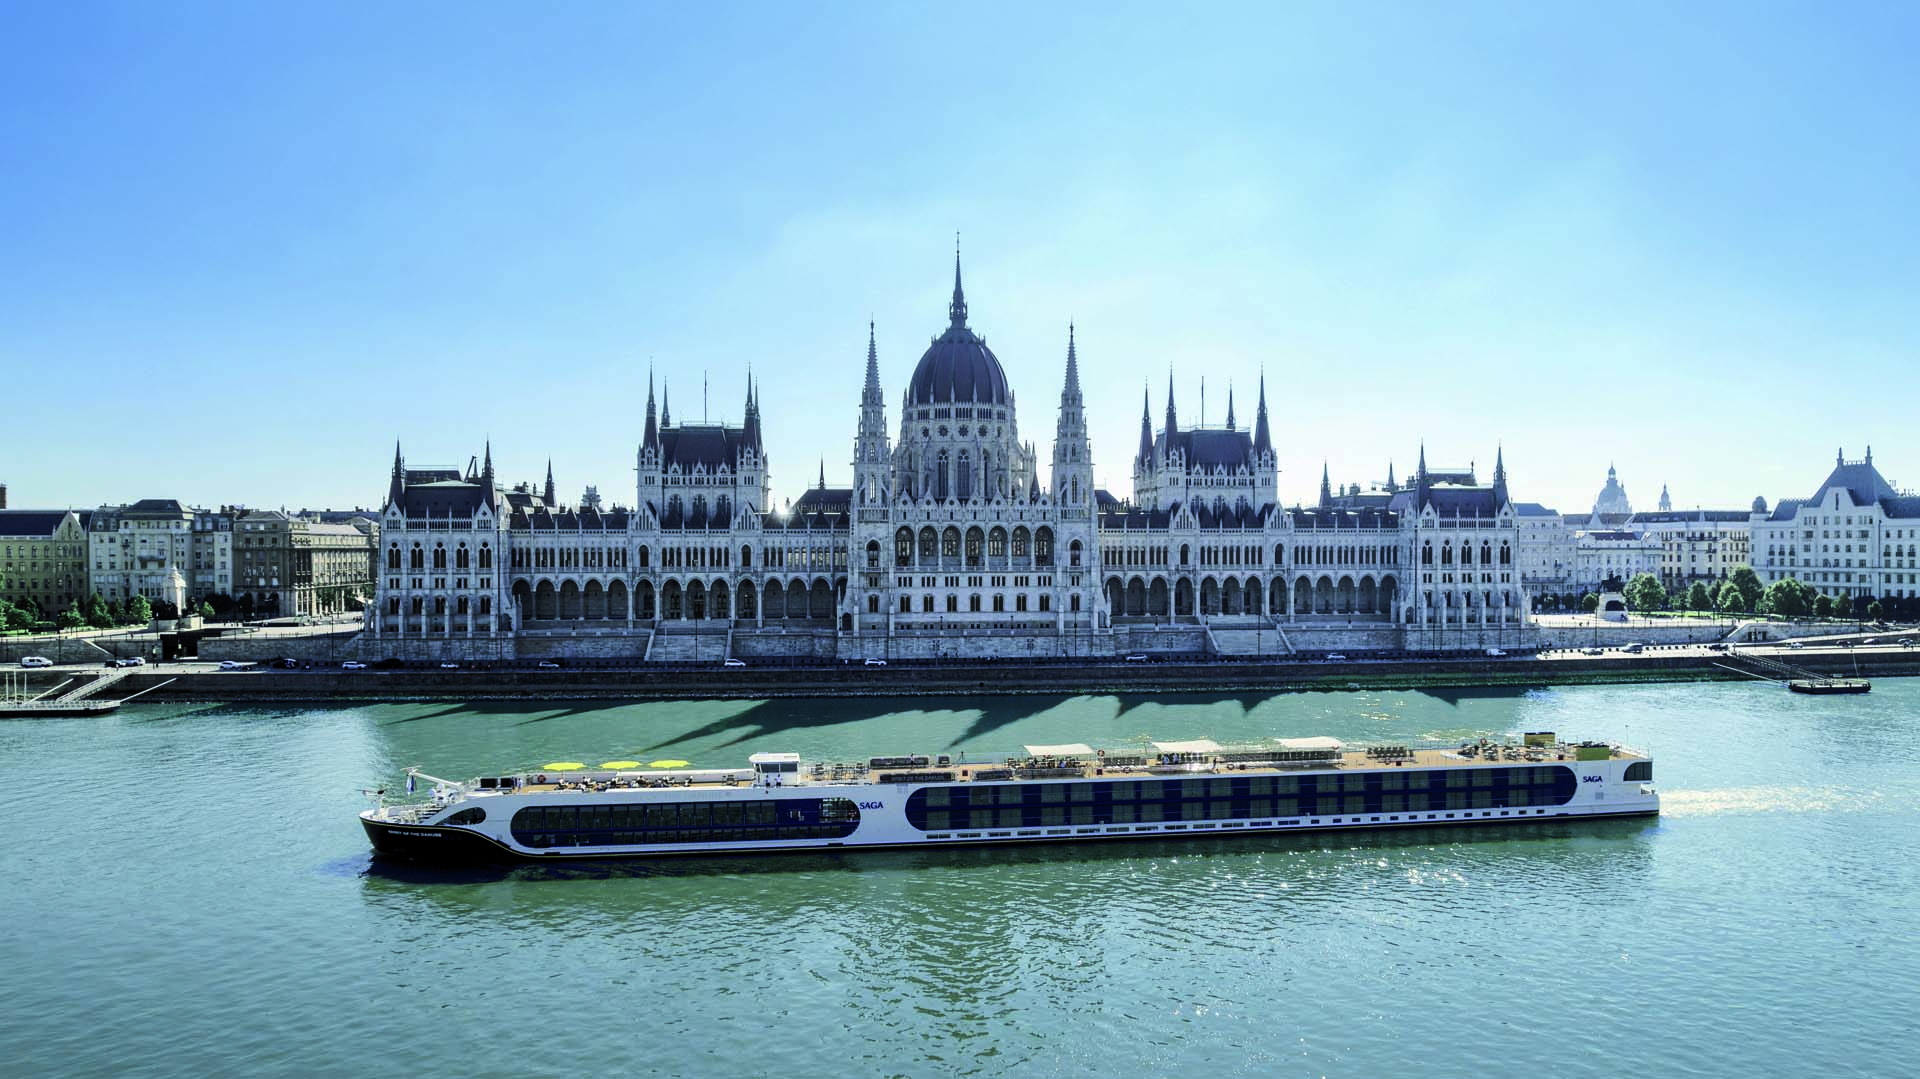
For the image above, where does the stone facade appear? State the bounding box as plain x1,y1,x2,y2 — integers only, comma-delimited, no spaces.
1631,509,1751,591
0,509,93,616
1750,447,1920,601
371,254,1536,659
89,500,193,610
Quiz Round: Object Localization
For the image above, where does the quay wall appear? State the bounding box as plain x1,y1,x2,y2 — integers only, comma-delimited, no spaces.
105,648,1920,703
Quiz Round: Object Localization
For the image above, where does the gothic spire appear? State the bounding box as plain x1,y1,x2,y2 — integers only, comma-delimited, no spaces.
1253,372,1272,456
661,382,671,427
1493,444,1509,505
818,458,826,490
388,440,405,507
544,459,555,507
863,320,883,405
1386,460,1396,490
1225,384,1236,431
1136,383,1154,466
1061,323,1082,404
1164,370,1178,438
1319,460,1333,509
643,370,659,452
948,236,968,328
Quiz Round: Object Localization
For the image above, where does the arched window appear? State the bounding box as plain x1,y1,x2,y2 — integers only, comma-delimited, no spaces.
456,544,470,569
740,544,752,567
1441,544,1452,565
410,544,425,570
478,544,492,569
1500,542,1511,565
1070,539,1083,567
1035,527,1054,566
936,451,951,501
1421,542,1432,565
1481,542,1492,565
433,545,447,569
387,545,401,570
866,540,880,569
957,451,972,500
942,527,961,558
714,496,731,526
1274,543,1284,563
920,528,938,559
637,545,650,568
895,529,913,566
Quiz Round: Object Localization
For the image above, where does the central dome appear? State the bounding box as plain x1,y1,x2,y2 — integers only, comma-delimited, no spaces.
907,254,1011,406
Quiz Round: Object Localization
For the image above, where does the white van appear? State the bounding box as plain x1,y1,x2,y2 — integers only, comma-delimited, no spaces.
19,656,53,668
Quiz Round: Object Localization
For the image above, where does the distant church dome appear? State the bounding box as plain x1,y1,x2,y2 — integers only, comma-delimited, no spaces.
907,253,1010,407
1752,495,1769,513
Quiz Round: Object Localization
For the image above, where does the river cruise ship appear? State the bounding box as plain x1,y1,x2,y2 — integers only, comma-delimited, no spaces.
361,733,1657,864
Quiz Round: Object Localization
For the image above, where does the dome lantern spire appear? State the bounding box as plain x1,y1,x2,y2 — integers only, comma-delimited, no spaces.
948,234,968,328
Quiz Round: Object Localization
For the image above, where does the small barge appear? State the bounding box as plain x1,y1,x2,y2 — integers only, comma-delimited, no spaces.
361,733,1658,864
1788,678,1871,695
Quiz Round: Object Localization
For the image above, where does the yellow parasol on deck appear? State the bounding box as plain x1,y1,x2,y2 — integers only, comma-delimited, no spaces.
600,760,643,770
648,759,691,769
542,761,587,771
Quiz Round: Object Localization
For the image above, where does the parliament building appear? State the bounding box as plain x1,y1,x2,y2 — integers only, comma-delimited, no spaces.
369,254,1533,661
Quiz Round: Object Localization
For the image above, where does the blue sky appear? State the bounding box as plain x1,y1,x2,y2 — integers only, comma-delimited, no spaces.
4,2,1916,516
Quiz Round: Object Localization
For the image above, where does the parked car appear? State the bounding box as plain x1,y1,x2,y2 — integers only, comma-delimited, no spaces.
1581,647,1605,656
723,658,747,668
864,658,888,667
1706,643,1728,652
1788,641,1805,649
341,661,368,670
217,660,248,670
536,660,562,669
1324,653,1348,662
439,662,460,670
1621,643,1644,654
19,656,53,668
1900,638,1914,647
114,657,146,668
1124,654,1150,663
1485,648,1507,657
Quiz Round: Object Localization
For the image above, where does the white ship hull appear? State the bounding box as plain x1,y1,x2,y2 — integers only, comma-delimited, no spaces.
362,754,1658,864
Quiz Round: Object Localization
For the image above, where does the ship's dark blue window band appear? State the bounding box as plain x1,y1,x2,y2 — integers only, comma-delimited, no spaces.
509,797,860,847
905,766,1577,831
1623,761,1652,782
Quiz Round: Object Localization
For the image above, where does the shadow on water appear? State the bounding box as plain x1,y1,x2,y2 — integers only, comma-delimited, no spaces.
355,815,1660,890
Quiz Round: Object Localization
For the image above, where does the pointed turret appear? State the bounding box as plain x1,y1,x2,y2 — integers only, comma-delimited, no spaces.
1226,385,1236,431
1062,323,1082,403
1136,383,1154,466
1658,482,1671,512
1386,460,1396,490
481,440,496,506
661,382,671,428
1319,461,1333,509
388,440,405,508
863,320,883,405
1252,373,1272,457
1164,371,1179,438
643,372,659,453
948,238,968,328
1493,444,1509,506
544,460,556,507
1416,442,1431,508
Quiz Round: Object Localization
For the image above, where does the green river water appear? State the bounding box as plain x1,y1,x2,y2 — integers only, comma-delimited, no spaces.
3,680,1916,1077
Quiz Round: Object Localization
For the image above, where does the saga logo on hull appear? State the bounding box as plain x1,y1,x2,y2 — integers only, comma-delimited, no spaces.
858,801,885,810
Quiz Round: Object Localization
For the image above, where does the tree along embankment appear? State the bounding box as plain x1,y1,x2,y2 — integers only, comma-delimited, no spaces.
106,649,1920,703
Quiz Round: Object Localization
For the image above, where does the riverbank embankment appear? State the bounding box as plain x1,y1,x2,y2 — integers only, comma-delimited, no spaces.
71,647,1920,702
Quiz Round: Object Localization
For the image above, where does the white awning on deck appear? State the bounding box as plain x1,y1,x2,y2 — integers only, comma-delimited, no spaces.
1151,739,1223,755
1023,743,1095,757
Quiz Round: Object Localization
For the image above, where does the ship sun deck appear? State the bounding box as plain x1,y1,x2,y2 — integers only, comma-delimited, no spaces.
457,737,1644,798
